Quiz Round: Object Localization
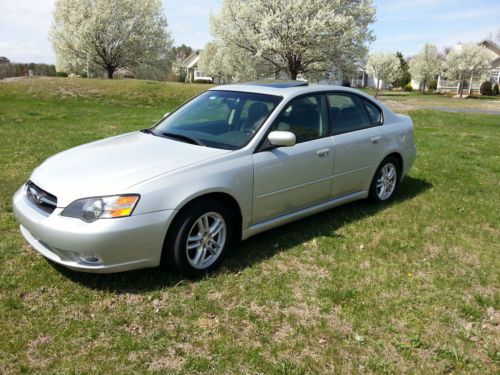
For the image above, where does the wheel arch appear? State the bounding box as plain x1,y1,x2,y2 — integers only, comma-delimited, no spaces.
167,191,243,242
382,152,404,181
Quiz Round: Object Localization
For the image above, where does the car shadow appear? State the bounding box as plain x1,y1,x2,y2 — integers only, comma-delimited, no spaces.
53,176,432,293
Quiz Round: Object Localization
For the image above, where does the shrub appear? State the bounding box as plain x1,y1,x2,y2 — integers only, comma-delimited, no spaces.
479,81,493,96
493,83,499,96
403,82,413,92
428,80,437,91
55,71,68,77
341,80,351,87
194,78,212,84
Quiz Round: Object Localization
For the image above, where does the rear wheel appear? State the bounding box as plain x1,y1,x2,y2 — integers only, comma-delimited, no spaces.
163,200,233,277
369,157,400,202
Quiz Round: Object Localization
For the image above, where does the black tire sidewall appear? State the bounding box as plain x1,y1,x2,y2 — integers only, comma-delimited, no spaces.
163,199,233,277
369,157,400,203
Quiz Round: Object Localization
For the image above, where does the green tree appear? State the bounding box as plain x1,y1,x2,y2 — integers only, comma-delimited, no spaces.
392,52,411,88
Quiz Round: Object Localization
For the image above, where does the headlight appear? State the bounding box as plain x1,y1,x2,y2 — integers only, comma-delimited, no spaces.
61,195,140,222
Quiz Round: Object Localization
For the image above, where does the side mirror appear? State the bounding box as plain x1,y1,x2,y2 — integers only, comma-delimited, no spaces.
267,131,296,147
163,112,170,118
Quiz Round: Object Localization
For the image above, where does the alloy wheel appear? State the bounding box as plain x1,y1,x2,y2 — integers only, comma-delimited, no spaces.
376,162,397,200
185,212,227,269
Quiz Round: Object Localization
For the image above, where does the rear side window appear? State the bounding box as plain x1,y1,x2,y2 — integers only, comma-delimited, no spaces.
363,99,383,126
327,93,371,135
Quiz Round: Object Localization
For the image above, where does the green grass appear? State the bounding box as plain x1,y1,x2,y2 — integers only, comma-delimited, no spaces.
1,77,499,374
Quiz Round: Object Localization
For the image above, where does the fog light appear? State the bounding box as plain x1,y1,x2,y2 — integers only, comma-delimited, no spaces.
78,253,100,263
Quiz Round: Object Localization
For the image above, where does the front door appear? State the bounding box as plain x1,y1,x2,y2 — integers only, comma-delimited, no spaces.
252,95,334,224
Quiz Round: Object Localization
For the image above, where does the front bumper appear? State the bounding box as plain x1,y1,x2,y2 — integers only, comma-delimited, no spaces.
13,186,176,273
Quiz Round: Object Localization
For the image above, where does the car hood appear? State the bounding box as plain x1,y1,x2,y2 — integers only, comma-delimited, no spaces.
30,131,230,207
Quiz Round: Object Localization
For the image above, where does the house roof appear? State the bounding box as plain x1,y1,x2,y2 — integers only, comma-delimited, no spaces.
185,51,200,69
492,57,500,68
478,40,500,56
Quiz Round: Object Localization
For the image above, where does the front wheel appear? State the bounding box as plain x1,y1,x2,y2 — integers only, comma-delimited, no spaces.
369,157,400,202
163,200,233,277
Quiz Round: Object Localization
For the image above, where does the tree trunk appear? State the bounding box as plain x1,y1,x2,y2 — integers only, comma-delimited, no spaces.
374,78,380,98
422,79,427,94
287,54,300,80
459,79,464,98
107,67,114,79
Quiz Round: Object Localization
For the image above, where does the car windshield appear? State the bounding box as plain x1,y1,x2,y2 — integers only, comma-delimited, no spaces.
152,90,282,150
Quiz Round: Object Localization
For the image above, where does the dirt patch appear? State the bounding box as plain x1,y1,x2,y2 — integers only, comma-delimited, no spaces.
28,335,53,349
26,335,54,370
148,353,184,371
197,314,220,331
124,323,144,336
378,98,414,112
1,76,30,82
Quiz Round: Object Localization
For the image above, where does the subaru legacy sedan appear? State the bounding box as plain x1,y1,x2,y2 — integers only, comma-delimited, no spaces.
13,81,416,276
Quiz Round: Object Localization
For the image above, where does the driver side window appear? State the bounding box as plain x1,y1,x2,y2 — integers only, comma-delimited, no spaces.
272,95,329,143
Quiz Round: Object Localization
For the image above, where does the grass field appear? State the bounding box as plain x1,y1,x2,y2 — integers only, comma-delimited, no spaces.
0,77,499,374
371,90,500,111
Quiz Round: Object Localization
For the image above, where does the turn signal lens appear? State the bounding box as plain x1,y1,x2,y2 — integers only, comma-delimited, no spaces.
101,195,139,219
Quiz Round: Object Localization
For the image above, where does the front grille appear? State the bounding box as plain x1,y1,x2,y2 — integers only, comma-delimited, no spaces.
26,181,58,214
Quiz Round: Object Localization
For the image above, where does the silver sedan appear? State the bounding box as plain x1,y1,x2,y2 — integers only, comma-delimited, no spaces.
13,81,416,276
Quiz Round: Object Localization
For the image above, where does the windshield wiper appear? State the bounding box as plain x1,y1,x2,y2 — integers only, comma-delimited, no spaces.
140,128,156,135
160,132,205,146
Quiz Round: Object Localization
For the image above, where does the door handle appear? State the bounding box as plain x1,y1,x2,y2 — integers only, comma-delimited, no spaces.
316,148,330,157
371,136,381,144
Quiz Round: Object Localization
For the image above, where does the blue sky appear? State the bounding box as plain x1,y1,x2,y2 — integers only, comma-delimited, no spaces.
0,0,498,63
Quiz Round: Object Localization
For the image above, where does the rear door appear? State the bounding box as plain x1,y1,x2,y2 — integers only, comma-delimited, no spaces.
327,92,385,197
252,94,334,223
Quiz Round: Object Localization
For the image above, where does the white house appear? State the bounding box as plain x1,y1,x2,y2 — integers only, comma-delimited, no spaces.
318,66,390,89
184,51,214,83
437,40,500,94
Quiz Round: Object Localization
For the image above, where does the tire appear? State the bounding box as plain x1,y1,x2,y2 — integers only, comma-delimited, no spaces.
163,199,234,277
369,156,400,203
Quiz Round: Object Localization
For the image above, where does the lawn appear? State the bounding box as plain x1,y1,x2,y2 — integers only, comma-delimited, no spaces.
371,90,500,112
0,77,499,374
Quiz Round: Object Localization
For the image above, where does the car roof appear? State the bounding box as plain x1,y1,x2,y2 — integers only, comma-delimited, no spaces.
239,80,309,88
208,81,399,120
209,82,374,100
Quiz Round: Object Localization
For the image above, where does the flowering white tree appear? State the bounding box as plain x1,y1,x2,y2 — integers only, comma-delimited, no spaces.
365,52,401,97
50,0,173,78
210,0,375,80
444,43,495,98
198,42,229,82
409,43,442,93
198,42,275,82
172,55,187,82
